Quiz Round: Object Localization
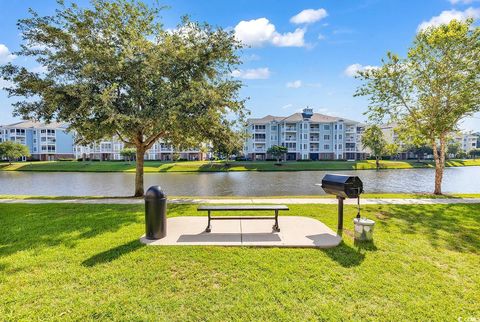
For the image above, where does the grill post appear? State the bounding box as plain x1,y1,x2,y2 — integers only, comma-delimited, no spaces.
337,196,345,230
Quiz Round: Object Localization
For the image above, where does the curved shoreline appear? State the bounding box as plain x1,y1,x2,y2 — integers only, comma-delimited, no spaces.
1,159,479,173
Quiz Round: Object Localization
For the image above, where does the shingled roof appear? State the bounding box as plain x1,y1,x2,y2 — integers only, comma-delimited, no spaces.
248,112,361,124
3,120,69,130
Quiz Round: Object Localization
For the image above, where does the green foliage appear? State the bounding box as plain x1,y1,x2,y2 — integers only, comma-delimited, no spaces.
447,141,461,158
469,148,480,159
267,145,288,162
355,19,480,193
0,0,247,195
384,143,399,158
120,147,136,161
361,125,386,161
0,141,30,163
211,128,245,160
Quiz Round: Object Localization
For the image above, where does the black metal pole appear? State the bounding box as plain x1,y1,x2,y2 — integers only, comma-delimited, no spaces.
337,196,345,230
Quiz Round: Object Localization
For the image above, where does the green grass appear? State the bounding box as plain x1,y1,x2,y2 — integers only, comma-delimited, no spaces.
1,158,480,173
1,203,479,320
1,193,480,200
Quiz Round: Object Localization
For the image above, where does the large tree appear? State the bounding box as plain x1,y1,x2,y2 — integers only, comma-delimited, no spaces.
361,125,387,170
0,0,247,196
355,19,480,194
0,141,31,164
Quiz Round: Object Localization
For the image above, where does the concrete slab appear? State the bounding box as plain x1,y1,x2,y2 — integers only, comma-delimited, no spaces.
140,216,342,248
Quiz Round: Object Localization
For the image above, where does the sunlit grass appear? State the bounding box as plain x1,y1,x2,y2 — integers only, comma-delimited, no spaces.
0,193,479,200
1,159,480,173
0,203,479,320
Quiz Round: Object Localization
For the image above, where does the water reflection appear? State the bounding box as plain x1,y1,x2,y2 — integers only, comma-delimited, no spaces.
0,166,478,197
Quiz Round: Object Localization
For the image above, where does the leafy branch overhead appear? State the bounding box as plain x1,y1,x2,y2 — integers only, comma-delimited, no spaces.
0,0,248,196
355,19,480,194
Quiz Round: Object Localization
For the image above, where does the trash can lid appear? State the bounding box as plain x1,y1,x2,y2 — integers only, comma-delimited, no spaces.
145,186,167,199
354,218,375,226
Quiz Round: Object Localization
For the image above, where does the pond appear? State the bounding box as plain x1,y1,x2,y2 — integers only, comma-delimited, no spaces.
0,166,479,197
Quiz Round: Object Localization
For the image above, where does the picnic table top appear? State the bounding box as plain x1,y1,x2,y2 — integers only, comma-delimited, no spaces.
197,205,289,211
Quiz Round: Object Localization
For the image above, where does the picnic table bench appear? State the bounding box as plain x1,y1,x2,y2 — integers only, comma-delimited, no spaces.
197,205,289,233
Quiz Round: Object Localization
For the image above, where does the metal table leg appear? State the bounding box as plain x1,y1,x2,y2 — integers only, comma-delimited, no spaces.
205,210,212,232
273,210,280,232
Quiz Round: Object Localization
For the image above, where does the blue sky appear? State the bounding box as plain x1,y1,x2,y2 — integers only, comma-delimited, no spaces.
0,0,479,131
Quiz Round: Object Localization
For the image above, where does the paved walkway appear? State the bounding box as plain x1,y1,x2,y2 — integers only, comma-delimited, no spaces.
140,216,342,248
0,197,479,204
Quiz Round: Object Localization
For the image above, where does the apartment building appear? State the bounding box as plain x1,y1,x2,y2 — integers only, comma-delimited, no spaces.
452,132,478,152
0,121,75,160
74,138,207,161
244,108,368,161
381,124,478,154
0,120,208,161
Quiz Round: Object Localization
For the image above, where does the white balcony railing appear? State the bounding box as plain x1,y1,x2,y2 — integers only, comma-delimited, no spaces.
345,127,356,133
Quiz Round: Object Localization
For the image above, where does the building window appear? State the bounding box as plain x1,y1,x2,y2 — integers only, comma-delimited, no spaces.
324,135,330,140
339,124,343,129
323,125,330,130
324,144,330,150
339,144,343,149
339,134,342,139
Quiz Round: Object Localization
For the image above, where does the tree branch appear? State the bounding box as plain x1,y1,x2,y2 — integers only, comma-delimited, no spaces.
115,130,133,145
145,131,164,150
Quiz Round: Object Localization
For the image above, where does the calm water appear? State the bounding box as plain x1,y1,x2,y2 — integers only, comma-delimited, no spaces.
0,167,479,196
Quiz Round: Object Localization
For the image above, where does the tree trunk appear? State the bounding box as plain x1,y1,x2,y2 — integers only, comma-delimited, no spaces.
375,156,379,170
432,137,446,195
134,147,145,197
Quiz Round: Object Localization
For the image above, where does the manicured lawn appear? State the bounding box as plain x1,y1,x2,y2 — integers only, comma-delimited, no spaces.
1,203,479,320
1,159,480,173
1,193,480,200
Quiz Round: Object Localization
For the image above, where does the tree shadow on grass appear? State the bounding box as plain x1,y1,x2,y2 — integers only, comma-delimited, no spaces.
0,204,142,257
82,239,144,267
368,204,480,254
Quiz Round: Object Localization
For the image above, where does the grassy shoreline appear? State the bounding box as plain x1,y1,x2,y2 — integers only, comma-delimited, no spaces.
0,193,479,200
1,203,479,320
1,159,480,173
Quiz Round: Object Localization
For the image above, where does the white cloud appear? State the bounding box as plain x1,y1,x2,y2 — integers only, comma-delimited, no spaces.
234,18,305,47
317,33,326,40
286,80,302,88
449,0,479,4
344,63,378,77
281,104,293,109
0,44,17,64
417,7,480,31
232,67,270,79
271,28,305,47
290,8,328,24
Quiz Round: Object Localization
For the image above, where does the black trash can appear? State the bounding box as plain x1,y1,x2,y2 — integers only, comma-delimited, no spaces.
145,186,167,239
